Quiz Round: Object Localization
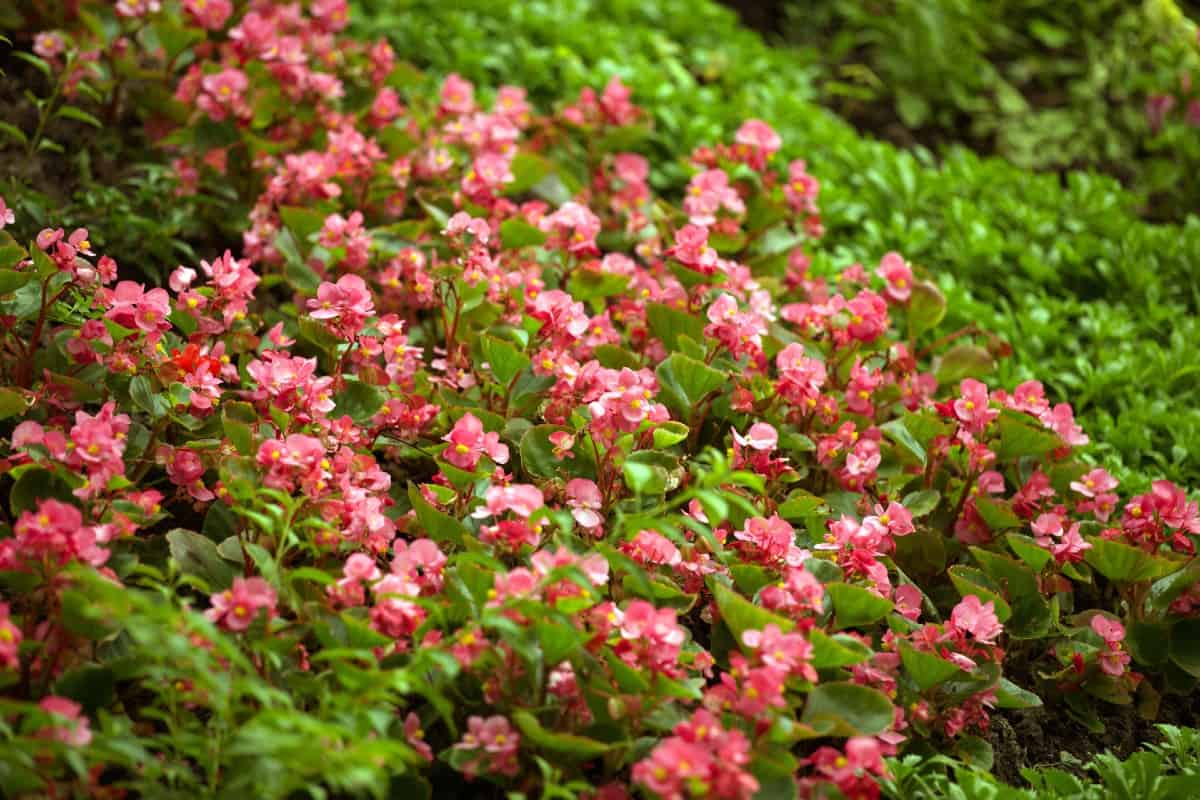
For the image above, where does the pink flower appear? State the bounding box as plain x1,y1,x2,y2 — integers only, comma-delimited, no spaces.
308,274,375,337
441,413,509,471
37,697,92,747
183,0,232,29
207,577,277,632
0,195,14,229
870,502,915,537
876,251,913,303
733,422,778,452
0,603,22,670
667,223,718,273
475,484,545,518
622,530,682,568
1070,467,1118,498
565,478,603,529
404,713,433,762
742,623,817,680
734,119,781,168
893,584,923,621
454,715,520,779
1091,616,1130,676
104,280,172,334
633,710,757,800
439,73,475,115
950,595,1003,645
953,379,998,434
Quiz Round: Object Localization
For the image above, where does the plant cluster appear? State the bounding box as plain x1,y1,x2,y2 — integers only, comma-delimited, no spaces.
0,2,1199,798
779,0,1200,222
346,0,1200,495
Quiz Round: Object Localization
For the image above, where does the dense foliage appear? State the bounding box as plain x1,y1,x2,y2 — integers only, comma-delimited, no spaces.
348,0,1200,493
0,1,1198,798
778,0,1200,222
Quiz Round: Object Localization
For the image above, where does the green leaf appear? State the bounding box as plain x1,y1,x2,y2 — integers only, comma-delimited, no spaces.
709,578,794,644
826,582,894,630
55,105,102,128
646,302,705,353
481,335,530,385
652,421,689,448
512,711,610,760
0,121,29,146
970,547,1051,637
777,490,826,521
655,353,725,419
956,735,994,771
498,218,547,249
994,410,1062,461
519,425,594,479
994,677,1043,709
1085,536,1184,584
12,51,51,79
129,375,170,419
901,489,940,518
54,665,115,714
1005,533,1053,572
0,268,35,294
1147,559,1200,614
975,497,1023,531
279,205,327,249
809,629,872,669
1170,619,1200,678
948,565,1012,622
908,280,946,337
1126,620,1171,667
10,468,76,515
166,529,237,591
935,344,995,384
899,642,967,691
801,682,894,737
407,484,467,547
881,417,927,466
0,387,26,419
333,379,385,424
622,459,666,496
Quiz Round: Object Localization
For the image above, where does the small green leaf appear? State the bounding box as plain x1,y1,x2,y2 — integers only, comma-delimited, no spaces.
407,484,467,547
935,344,995,384
333,379,385,424
881,417,927,466
55,105,103,128
902,489,940,517
512,711,610,760
908,280,946,337
481,335,530,385
0,387,27,419
655,353,725,419
899,641,967,691
826,582,894,630
709,578,794,643
166,529,237,591
498,218,547,249
801,682,894,737
1085,536,1184,584
646,302,705,353
994,409,1062,461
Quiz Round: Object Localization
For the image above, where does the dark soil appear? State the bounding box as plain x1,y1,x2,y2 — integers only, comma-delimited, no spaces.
987,692,1200,786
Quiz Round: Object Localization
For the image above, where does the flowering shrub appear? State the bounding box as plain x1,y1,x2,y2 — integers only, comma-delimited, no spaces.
1,2,1199,798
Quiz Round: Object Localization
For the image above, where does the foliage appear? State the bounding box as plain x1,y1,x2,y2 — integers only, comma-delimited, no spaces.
354,0,1200,491
782,0,1200,222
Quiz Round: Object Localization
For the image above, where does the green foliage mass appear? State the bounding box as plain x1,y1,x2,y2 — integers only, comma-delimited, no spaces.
357,0,1200,490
